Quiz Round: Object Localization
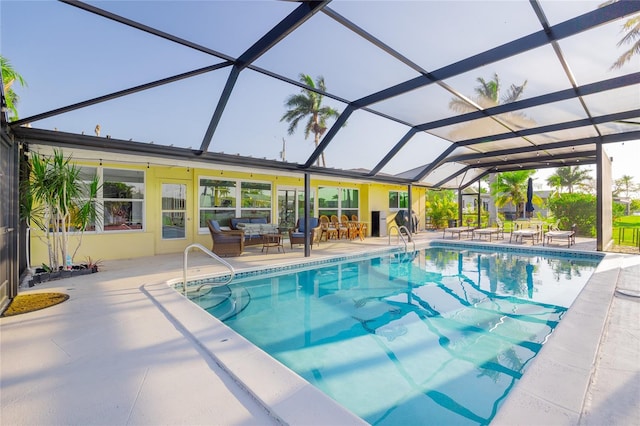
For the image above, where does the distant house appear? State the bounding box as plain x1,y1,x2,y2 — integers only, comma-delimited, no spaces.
460,188,551,220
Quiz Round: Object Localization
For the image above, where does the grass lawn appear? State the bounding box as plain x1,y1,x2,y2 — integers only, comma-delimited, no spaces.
613,215,640,247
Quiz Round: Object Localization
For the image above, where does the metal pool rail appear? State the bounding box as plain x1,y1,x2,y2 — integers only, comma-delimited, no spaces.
182,243,235,295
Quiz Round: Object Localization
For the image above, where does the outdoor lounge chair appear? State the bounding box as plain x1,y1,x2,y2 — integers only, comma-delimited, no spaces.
289,217,321,249
207,219,245,257
443,225,475,239
509,223,541,245
543,224,577,248
472,219,504,241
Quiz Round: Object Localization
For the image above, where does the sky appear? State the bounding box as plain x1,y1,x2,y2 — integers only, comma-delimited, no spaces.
1,0,639,191
533,141,637,191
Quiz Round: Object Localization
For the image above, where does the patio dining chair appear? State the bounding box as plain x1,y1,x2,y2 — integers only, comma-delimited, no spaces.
332,215,348,239
320,215,338,240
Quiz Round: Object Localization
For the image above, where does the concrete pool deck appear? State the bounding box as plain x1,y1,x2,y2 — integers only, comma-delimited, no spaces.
1,231,638,425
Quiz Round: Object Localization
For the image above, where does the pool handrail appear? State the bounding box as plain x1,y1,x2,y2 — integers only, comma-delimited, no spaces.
388,225,416,252
183,243,235,296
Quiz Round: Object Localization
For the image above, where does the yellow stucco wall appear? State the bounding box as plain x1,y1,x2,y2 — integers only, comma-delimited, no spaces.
29,158,425,266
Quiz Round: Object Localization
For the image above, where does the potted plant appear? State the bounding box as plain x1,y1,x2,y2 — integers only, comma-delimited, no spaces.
24,149,102,274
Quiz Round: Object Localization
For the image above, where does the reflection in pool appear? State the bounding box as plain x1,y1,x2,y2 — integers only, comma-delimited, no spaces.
187,247,601,425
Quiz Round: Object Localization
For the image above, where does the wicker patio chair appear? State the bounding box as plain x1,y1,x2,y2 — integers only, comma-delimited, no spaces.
289,217,321,248
207,219,245,257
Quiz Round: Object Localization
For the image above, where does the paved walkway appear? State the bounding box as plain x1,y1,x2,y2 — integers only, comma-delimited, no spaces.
1,231,638,425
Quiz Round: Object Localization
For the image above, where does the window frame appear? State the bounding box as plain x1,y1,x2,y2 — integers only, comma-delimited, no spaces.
388,190,408,210
198,177,272,232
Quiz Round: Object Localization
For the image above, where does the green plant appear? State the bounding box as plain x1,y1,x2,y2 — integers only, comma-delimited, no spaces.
84,256,103,272
1,54,27,121
26,150,102,270
490,170,541,219
281,73,341,167
426,190,458,229
547,193,596,237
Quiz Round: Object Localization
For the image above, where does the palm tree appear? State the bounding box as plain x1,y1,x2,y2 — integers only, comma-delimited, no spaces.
600,1,640,69
1,55,27,121
281,74,340,167
490,170,537,219
449,73,527,112
613,175,638,198
546,166,593,194
448,73,533,141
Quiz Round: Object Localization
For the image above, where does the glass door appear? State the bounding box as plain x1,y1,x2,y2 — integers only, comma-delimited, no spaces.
158,181,192,254
277,189,297,228
277,187,315,228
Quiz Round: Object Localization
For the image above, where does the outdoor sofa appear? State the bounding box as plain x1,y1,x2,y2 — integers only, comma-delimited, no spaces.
230,217,278,247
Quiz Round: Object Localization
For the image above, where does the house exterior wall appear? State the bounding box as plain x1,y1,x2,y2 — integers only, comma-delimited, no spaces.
28,150,422,266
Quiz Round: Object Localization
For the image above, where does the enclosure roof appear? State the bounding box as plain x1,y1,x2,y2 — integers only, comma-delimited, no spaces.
2,0,640,188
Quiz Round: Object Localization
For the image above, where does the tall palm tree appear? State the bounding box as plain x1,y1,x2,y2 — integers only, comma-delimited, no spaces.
281,74,340,167
546,166,593,194
1,55,27,121
449,73,527,112
490,170,537,219
600,1,640,69
613,175,638,198
448,73,533,141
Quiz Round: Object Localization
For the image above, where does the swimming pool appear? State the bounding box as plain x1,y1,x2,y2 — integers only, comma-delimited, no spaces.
185,246,601,425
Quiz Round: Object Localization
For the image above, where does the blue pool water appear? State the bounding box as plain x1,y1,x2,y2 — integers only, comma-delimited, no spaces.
186,246,601,425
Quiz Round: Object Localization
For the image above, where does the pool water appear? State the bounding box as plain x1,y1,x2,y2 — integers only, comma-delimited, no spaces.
187,247,601,425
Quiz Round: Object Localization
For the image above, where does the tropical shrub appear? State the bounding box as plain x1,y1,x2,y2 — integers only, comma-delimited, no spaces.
547,193,596,237
426,190,457,229
26,150,101,270
612,201,627,219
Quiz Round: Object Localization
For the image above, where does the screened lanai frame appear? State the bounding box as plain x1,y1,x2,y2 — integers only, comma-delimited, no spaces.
1,0,638,300
3,0,640,189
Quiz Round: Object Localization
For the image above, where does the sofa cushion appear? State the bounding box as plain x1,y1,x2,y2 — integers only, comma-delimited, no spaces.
237,223,278,236
250,218,268,225
230,218,251,230
208,219,222,232
298,218,318,233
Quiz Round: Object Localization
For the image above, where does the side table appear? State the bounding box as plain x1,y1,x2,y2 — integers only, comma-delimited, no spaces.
262,232,284,254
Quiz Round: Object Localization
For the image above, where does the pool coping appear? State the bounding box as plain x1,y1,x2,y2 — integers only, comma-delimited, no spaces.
148,241,616,425
146,274,369,425
492,251,625,425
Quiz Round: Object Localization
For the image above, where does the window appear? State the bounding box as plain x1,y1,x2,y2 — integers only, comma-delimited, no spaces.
199,179,236,228
76,167,145,233
240,181,271,221
389,191,408,210
198,178,272,230
76,166,98,231
318,187,339,218
102,169,144,231
318,186,359,218
341,188,359,220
